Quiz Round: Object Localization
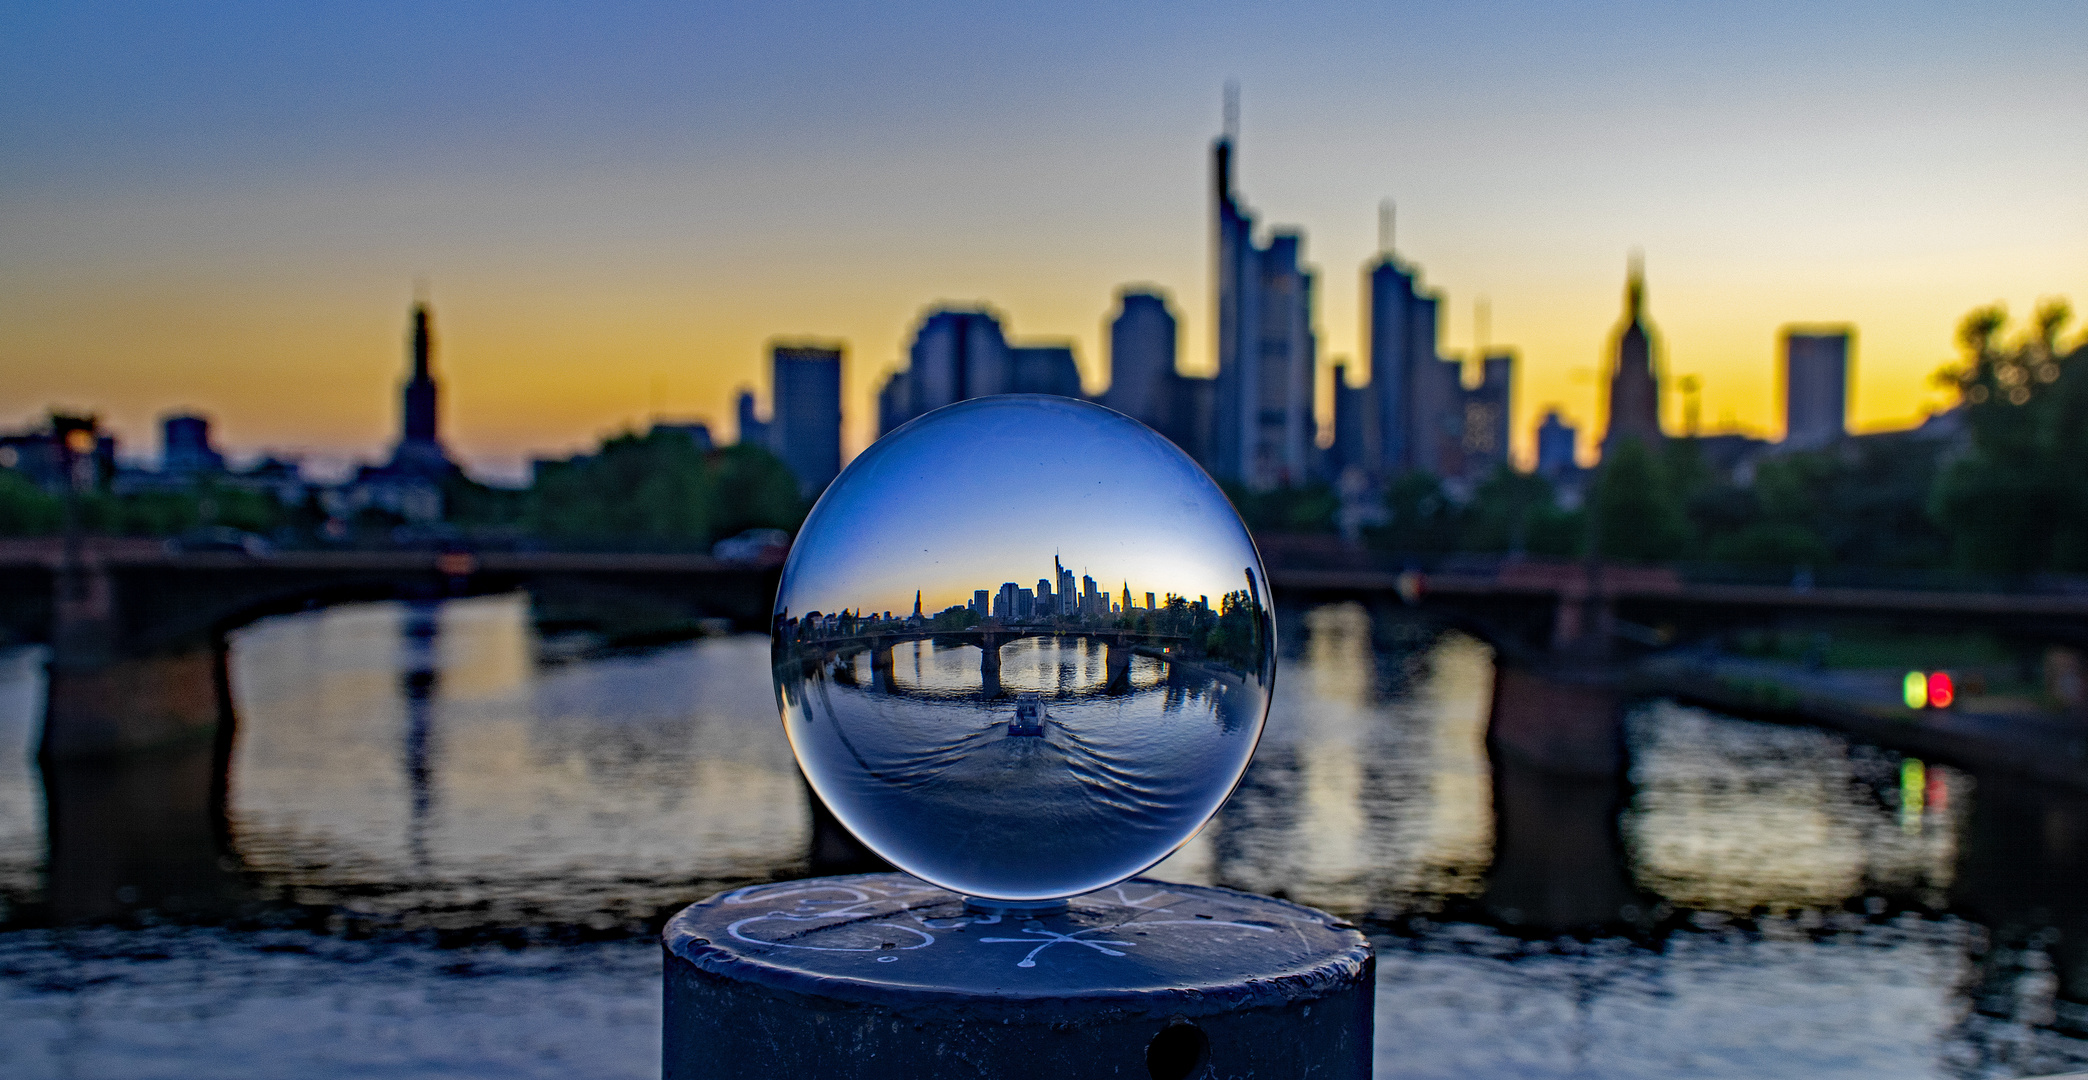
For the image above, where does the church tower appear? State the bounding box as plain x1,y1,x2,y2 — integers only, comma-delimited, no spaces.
391,300,451,476
1600,259,1662,459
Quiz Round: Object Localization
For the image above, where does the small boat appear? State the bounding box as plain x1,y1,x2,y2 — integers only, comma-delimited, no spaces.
1009,694,1046,736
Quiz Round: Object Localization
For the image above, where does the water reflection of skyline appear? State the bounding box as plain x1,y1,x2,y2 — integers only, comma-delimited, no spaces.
0,596,2083,1077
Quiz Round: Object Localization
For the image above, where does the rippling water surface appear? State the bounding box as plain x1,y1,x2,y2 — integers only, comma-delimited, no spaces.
1,595,2083,1079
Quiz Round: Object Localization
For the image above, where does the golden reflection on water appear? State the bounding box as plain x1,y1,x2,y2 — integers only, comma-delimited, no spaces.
226,595,808,922
1623,700,1962,913
1150,603,1494,915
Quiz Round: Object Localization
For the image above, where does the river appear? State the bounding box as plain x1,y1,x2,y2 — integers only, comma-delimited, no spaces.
1,593,2083,1078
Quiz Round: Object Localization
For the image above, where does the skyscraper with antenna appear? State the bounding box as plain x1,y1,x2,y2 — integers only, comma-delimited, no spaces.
1210,84,1318,490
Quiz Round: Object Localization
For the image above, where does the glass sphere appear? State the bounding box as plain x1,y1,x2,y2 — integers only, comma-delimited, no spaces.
773,395,1275,902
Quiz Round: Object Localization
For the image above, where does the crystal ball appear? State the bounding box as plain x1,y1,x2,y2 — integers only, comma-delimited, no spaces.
772,395,1275,902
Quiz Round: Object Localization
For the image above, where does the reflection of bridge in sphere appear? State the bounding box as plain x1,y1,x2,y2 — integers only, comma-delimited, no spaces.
796,627,1193,699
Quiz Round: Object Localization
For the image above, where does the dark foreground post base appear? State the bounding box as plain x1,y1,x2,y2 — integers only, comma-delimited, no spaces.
662,873,1374,1080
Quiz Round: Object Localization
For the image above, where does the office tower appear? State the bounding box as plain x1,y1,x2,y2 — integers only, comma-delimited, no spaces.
1145,592,1156,612
737,389,771,449
1037,580,1054,613
1535,410,1579,479
1211,117,1318,489
1328,360,1373,478
1081,574,1100,617
995,582,1021,620
1056,556,1077,615
390,301,451,476
1457,352,1514,478
161,413,224,475
875,371,911,436
1783,328,1851,451
1601,262,1662,458
1018,588,1034,619
1007,345,1084,398
1105,290,1179,430
771,342,844,497
972,590,990,617
879,308,1012,434
1365,235,1467,478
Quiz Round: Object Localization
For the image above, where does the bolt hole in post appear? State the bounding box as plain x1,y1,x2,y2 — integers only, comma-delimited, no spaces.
1146,1021,1210,1080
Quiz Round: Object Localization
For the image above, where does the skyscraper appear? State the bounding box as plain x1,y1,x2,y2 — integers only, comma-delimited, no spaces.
771,342,843,497
1006,345,1084,397
1366,235,1461,477
161,413,224,475
1105,289,1179,431
737,388,771,449
1328,360,1374,478
1457,352,1514,479
1783,328,1851,451
1601,261,1662,458
389,301,451,476
1211,112,1318,489
1535,409,1579,479
882,309,1011,433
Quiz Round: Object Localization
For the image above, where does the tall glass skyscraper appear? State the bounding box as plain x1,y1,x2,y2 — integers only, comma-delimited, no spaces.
771,343,843,498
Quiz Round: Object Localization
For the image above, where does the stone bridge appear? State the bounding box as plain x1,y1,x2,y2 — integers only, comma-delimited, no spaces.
0,538,778,760
796,625,1193,698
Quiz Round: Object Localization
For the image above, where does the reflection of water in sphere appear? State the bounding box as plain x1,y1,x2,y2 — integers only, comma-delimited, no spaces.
773,396,1275,902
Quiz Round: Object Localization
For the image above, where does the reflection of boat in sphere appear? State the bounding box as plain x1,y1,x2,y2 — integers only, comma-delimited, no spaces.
1009,693,1045,737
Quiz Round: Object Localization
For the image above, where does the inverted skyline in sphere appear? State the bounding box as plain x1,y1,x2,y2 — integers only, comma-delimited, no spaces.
773,395,1275,902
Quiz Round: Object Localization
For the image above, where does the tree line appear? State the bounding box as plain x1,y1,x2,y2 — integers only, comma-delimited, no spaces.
1232,300,2086,575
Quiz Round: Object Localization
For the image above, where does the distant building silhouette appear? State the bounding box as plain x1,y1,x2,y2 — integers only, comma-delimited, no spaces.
1327,359,1373,478
1361,228,1515,485
771,342,843,497
1103,290,1178,429
0,414,115,493
339,300,454,524
651,421,714,452
1783,328,1852,451
1212,128,1318,489
876,307,1090,435
1601,262,1663,459
1007,345,1083,397
1535,409,1579,480
1456,352,1514,479
161,413,224,476
736,388,771,449
389,302,451,478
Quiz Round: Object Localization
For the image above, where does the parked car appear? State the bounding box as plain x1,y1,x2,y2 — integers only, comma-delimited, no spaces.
167,526,273,557
712,529,790,566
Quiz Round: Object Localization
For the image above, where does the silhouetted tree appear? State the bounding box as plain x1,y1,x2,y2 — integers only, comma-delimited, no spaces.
1368,472,1461,554
1458,465,1582,557
1930,300,2088,572
1591,438,1692,562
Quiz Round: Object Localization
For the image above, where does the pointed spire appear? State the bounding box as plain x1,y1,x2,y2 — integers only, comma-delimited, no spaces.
1626,250,1645,322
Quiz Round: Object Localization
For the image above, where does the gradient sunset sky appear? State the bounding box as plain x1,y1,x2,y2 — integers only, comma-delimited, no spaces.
3,1,2082,482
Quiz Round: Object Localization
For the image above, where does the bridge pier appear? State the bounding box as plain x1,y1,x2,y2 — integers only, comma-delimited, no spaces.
1104,638,1133,693
1485,661,1626,778
41,737,245,921
1482,751,1644,931
42,557,232,761
978,634,1002,697
869,642,895,694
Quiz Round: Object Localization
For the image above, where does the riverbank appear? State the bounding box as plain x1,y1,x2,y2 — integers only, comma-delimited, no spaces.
1638,650,2088,790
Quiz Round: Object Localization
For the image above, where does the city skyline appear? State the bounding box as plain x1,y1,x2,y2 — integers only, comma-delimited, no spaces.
789,549,1212,630
3,2,2081,481
776,396,1263,626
